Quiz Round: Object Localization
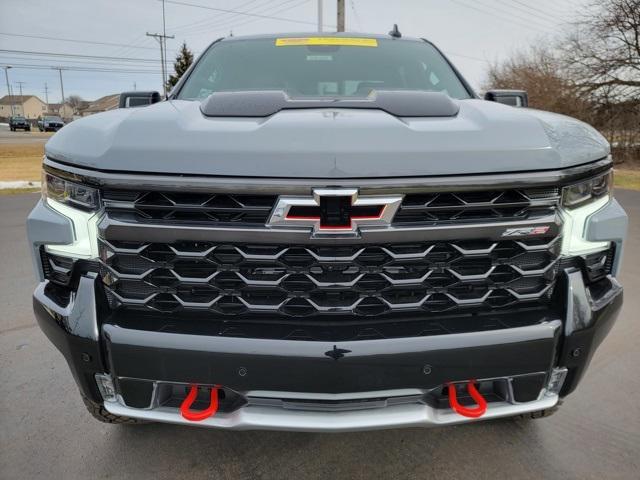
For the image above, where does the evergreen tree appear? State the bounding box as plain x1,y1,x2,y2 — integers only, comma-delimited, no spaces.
166,42,194,91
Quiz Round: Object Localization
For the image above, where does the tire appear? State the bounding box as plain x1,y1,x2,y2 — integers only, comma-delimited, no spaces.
81,395,148,424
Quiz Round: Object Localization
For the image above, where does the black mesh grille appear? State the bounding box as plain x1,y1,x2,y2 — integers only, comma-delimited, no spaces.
99,235,561,318
394,188,559,224
102,190,277,225
102,187,558,227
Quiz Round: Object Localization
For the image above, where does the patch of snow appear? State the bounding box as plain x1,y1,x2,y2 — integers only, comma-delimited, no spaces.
0,180,42,190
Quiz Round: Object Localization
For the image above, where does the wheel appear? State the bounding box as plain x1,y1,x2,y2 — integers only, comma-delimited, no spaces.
81,395,148,424
26,127,31,131
10,127,14,131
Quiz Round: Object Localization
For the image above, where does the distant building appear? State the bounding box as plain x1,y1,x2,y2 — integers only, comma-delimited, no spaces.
0,95,47,121
79,94,120,116
47,103,77,120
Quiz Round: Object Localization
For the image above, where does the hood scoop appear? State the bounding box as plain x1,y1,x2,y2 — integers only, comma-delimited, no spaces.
200,90,459,118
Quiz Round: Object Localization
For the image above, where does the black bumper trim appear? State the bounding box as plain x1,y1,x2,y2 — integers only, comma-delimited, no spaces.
103,321,562,394
32,269,623,402
559,272,623,396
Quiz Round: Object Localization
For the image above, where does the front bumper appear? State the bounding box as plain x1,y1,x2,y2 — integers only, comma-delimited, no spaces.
27,169,627,430
32,268,623,430
104,392,561,432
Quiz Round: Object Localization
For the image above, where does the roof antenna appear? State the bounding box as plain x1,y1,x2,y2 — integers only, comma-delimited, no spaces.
389,24,402,38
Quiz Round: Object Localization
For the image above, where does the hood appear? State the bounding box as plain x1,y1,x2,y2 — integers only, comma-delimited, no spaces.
45,98,609,178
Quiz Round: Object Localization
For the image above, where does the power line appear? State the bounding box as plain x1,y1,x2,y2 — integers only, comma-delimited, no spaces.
448,0,552,34
190,0,311,35
169,0,267,33
473,0,558,31
444,51,488,62
0,32,166,52
0,63,163,74
0,49,162,64
163,0,327,28
187,0,320,38
176,0,317,37
0,53,168,69
497,0,567,23
490,0,562,26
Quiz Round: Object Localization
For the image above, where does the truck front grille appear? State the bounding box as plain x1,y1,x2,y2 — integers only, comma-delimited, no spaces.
99,235,561,318
395,188,559,223
102,190,277,225
102,187,559,227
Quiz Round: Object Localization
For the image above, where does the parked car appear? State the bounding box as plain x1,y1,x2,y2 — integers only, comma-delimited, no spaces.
37,115,64,132
9,115,30,131
27,32,626,431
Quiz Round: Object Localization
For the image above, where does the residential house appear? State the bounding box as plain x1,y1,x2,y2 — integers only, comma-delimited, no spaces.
47,103,77,120
0,95,47,121
79,94,120,116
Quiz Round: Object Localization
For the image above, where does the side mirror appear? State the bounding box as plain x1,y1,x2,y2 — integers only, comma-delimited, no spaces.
484,89,528,108
119,91,161,108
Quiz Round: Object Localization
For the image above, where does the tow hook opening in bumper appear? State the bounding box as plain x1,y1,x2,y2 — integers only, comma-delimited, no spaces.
447,381,487,418
180,385,220,421
97,372,564,431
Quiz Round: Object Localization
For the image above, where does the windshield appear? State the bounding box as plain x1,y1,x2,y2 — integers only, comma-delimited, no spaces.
178,37,471,100
12,116,26,121
44,116,63,122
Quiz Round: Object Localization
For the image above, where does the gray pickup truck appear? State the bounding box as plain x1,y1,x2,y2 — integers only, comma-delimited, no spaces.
27,32,627,431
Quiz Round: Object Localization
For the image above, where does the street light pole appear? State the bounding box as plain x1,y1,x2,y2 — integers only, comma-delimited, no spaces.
3,66,14,115
57,67,65,105
317,0,323,32
44,82,50,112
337,0,345,32
15,81,26,117
146,32,174,97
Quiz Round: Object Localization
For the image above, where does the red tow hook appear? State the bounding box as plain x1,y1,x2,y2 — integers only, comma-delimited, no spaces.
180,385,219,421
447,381,487,418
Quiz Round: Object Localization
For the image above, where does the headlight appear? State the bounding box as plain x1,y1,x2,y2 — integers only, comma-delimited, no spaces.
41,170,101,260
562,170,612,209
43,172,100,211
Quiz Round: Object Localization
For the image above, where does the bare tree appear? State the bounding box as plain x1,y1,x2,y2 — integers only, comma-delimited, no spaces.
485,46,592,122
561,0,640,101
486,0,639,165
66,94,85,109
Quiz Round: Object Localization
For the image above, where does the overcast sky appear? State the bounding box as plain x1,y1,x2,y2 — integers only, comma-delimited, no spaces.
0,0,585,103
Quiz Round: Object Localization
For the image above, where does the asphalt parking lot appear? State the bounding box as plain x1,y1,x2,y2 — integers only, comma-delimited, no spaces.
1,191,639,480
0,123,52,144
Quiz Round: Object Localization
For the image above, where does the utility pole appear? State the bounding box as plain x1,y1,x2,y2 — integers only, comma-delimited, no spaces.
317,0,323,32
146,32,174,97
53,67,65,105
162,0,168,93
337,0,345,32
133,82,137,91
15,81,26,116
3,66,15,115
44,82,49,111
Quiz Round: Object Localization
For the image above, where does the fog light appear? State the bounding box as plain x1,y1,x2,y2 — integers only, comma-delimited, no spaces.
545,367,568,396
95,374,117,402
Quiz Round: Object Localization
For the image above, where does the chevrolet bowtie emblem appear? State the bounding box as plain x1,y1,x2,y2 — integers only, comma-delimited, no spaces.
267,188,403,238
325,345,351,361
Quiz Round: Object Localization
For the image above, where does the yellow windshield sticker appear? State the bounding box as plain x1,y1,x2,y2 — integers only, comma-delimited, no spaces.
275,37,378,47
